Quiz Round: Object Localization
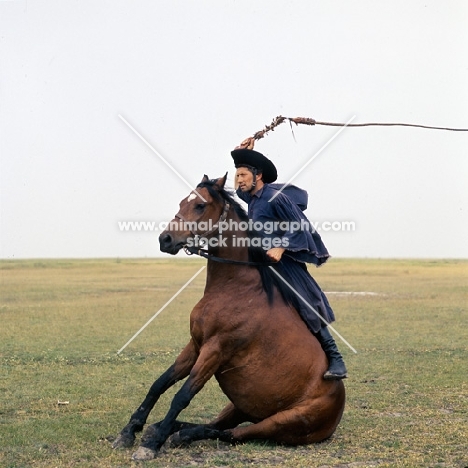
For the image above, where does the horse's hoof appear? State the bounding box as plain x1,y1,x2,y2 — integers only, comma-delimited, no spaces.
112,434,135,449
132,446,158,461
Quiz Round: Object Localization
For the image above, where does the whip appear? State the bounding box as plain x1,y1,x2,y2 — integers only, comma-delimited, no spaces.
236,115,468,149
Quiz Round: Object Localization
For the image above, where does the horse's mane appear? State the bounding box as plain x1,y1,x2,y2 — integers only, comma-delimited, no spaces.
196,179,298,307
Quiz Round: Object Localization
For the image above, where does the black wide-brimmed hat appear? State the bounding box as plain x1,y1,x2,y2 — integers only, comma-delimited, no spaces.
231,148,278,183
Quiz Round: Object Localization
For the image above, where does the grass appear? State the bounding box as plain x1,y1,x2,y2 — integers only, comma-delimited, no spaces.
0,258,467,467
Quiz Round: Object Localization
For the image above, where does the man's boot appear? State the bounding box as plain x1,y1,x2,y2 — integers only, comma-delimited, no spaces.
315,326,348,380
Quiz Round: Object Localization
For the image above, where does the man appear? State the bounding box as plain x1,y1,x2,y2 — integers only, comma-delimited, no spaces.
232,148,347,380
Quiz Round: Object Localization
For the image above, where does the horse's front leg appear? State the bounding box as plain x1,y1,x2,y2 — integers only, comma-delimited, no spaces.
132,339,221,460
112,339,197,449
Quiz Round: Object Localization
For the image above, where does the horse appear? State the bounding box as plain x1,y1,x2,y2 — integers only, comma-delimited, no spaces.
112,174,346,461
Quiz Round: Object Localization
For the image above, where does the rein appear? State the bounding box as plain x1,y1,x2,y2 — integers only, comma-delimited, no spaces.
183,245,275,266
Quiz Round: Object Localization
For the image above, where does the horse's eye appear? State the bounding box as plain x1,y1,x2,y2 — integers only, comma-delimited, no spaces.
195,203,206,212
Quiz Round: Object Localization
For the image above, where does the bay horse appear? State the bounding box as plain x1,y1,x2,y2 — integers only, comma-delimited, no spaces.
112,174,345,460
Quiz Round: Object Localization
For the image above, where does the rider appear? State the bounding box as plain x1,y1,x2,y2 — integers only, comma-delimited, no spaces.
231,148,347,380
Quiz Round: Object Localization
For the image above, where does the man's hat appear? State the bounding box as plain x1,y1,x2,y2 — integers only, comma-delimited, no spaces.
231,148,278,183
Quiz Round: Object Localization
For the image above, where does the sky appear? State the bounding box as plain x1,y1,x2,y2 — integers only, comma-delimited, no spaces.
1,0,467,259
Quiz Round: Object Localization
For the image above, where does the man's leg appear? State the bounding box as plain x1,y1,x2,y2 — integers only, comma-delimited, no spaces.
315,325,347,380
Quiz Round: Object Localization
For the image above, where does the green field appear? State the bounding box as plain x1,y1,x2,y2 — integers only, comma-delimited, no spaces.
1,258,467,467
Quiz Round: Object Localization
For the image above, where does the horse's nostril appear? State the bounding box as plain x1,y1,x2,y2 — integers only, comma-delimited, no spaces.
159,231,185,255
159,233,173,250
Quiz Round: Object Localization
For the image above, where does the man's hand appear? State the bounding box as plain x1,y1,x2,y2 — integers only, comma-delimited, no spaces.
267,247,286,262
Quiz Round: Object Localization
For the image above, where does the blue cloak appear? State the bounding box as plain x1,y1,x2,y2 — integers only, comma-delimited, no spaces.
236,183,335,332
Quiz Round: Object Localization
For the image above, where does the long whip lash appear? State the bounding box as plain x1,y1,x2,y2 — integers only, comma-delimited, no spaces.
237,115,468,149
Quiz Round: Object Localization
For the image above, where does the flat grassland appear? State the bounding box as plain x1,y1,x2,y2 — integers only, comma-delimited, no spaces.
0,258,467,467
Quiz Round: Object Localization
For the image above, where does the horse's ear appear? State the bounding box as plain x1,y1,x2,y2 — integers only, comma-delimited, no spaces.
201,174,210,183
214,173,228,190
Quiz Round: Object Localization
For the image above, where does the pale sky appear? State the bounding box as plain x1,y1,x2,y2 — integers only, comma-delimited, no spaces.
1,0,467,259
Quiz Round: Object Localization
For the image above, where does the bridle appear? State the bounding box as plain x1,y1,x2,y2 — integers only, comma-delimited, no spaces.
175,199,274,266
175,201,231,238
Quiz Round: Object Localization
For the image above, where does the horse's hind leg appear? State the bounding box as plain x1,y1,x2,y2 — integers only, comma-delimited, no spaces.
228,401,343,446
209,402,251,430
166,425,234,448
167,403,250,448
128,420,207,461
165,405,330,449
142,420,202,448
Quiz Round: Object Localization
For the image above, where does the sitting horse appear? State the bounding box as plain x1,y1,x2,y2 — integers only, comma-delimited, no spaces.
112,174,346,460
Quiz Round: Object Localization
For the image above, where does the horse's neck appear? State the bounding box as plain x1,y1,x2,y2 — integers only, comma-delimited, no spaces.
205,211,254,289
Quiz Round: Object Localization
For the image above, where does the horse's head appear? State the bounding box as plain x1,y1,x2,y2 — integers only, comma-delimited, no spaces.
159,174,229,255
